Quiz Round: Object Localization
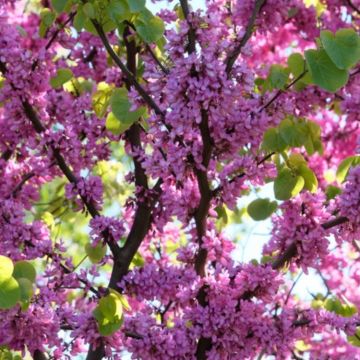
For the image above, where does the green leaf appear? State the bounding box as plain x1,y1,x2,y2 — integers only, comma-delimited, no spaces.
304,48,349,92
39,9,56,37
94,293,124,336
17,278,34,302
106,112,131,135
215,205,228,225
106,0,131,23
247,198,278,221
111,88,146,125
298,164,318,193
92,82,113,118
174,3,185,20
129,251,145,268
320,29,360,70
83,3,95,18
83,17,116,35
109,288,131,311
93,295,124,336
336,156,360,183
64,77,93,95
325,185,342,200
13,261,36,283
85,242,107,263
267,65,289,90
0,256,13,283
98,293,123,320
50,68,73,89
98,295,116,319
325,296,357,317
288,153,307,168
98,316,123,336
260,254,274,264
348,328,360,347
304,120,323,155
42,211,55,228
287,53,313,85
278,118,307,147
288,53,305,76
0,277,20,309
274,168,305,200
262,127,287,152
324,297,342,313
128,0,146,12
135,14,165,43
51,0,68,13
74,6,86,31
40,8,56,26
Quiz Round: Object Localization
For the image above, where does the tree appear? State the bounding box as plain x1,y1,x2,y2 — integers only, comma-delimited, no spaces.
1,0,360,358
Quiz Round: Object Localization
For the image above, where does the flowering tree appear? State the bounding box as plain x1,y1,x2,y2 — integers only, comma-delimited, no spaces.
3,0,360,358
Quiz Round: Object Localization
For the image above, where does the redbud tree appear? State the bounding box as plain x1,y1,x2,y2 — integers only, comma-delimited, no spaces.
2,0,360,359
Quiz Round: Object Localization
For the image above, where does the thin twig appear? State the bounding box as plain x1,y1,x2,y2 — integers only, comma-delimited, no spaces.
213,152,275,196
225,0,266,75
317,270,331,298
123,20,169,75
346,0,360,15
272,216,349,269
91,19,164,117
284,271,303,305
145,44,170,75
45,12,76,50
259,70,307,113
9,161,56,198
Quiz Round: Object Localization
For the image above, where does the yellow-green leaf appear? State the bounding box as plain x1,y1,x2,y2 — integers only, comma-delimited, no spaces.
274,168,305,200
0,255,13,283
85,242,107,264
50,68,73,89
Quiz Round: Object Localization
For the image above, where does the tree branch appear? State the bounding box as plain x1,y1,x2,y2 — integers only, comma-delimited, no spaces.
8,161,56,198
225,0,266,75
145,43,170,75
86,26,163,360
321,216,348,230
90,19,164,117
2,59,122,257
33,350,48,360
1,148,12,161
194,109,213,278
176,12,215,358
272,216,349,269
180,0,197,54
346,0,360,15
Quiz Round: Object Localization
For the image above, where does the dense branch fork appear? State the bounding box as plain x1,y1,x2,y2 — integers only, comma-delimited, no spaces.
86,24,163,360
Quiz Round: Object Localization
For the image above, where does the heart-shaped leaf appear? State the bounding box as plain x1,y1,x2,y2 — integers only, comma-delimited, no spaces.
274,168,305,200
305,49,349,92
0,277,20,309
320,29,360,70
247,198,278,221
